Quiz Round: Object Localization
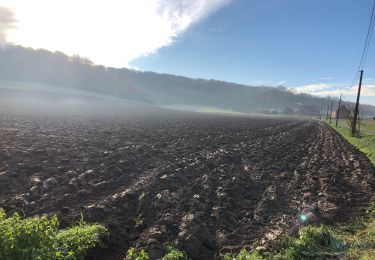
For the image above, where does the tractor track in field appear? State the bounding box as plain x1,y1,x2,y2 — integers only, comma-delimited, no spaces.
0,112,374,259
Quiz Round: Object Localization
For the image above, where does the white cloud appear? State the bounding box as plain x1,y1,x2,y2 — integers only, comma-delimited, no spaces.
0,6,16,42
277,80,287,86
290,83,375,97
291,83,334,94
1,0,232,67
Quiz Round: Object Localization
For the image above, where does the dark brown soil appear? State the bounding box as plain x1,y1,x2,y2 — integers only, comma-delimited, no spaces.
0,112,374,259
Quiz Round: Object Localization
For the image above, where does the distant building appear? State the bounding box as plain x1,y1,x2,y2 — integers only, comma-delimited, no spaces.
331,105,350,119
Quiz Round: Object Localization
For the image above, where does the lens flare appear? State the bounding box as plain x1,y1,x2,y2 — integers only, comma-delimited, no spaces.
299,214,308,222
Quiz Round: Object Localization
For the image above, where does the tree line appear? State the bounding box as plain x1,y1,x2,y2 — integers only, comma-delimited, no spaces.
1,45,374,116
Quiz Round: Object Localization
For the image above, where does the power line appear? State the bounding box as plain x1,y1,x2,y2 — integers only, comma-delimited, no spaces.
363,13,375,67
357,0,375,72
349,71,360,90
347,1,375,135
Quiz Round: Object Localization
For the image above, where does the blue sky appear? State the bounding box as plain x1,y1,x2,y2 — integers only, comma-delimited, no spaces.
130,0,375,104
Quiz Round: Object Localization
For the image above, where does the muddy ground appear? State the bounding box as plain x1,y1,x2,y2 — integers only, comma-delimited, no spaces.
0,111,374,259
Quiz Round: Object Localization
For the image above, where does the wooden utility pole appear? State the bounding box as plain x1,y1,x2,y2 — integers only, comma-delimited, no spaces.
335,93,342,127
329,100,333,124
326,103,330,120
352,70,364,135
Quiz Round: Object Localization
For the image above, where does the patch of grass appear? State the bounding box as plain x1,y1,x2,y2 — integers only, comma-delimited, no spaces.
342,204,375,259
328,120,375,165
224,249,263,260
54,215,108,259
323,120,375,258
273,225,346,259
0,209,107,260
360,120,375,134
345,220,375,259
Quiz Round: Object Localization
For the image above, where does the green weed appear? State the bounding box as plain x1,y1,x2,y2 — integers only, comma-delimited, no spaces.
162,245,187,260
224,249,263,260
126,247,149,260
0,208,107,260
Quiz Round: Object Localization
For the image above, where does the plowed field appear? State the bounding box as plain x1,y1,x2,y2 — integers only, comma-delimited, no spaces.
0,112,374,259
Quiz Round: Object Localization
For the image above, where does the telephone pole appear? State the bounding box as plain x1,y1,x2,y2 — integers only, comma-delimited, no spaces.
352,70,364,135
335,93,342,127
329,100,333,124
326,103,330,120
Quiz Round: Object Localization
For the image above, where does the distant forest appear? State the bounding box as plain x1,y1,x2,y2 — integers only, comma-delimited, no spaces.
1,45,375,116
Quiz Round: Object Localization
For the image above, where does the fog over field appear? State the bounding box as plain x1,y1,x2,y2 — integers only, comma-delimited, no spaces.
2,45,375,117
0,81,166,118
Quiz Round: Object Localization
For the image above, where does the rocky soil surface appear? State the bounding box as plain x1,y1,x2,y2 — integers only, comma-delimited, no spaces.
0,112,374,259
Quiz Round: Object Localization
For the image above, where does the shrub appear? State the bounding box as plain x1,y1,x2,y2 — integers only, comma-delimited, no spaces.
0,209,107,260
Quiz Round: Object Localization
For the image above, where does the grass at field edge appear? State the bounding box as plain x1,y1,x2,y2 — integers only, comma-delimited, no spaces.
325,120,375,259
327,121,375,166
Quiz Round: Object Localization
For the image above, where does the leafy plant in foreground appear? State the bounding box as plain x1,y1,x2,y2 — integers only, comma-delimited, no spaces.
0,208,107,260
162,245,187,260
224,249,263,260
126,247,149,260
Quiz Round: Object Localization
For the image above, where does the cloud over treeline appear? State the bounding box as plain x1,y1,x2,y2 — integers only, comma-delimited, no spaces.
0,0,232,67
0,6,16,42
156,0,232,32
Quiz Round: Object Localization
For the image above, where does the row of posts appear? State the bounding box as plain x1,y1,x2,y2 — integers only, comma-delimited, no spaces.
319,70,364,136
322,94,342,127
